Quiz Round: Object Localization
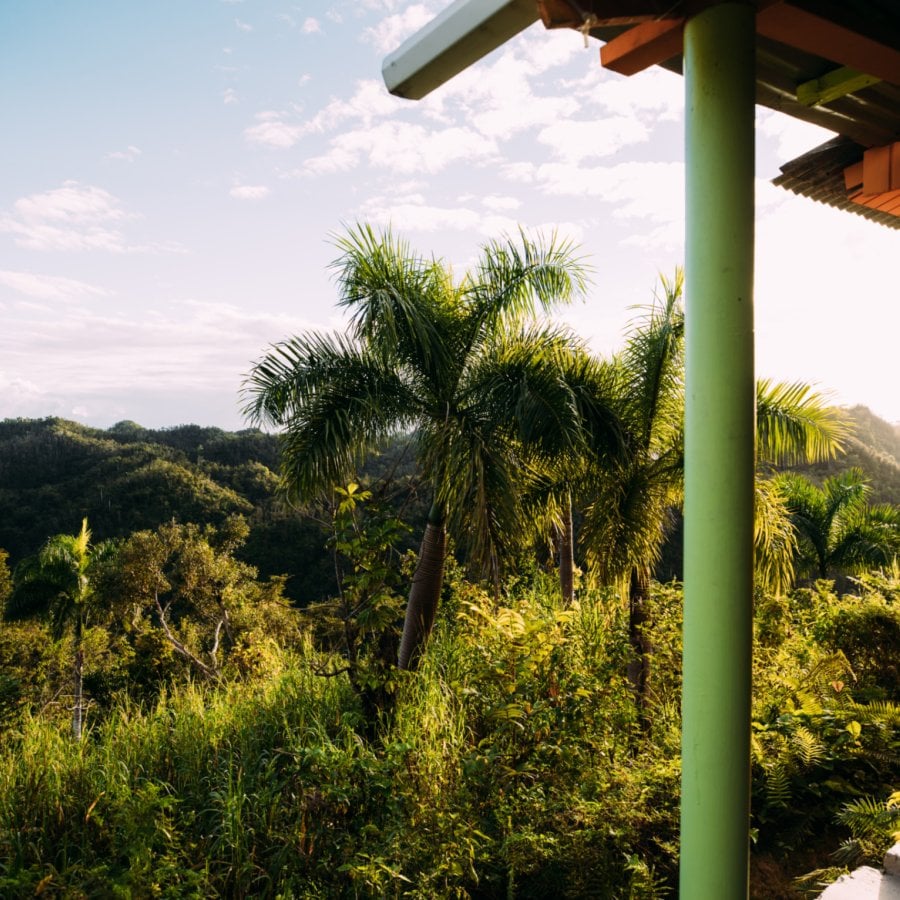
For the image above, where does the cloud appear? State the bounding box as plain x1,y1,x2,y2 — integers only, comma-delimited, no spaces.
564,66,684,121
306,79,401,132
412,34,582,141
757,108,832,163
235,18,252,31
1,181,131,252
104,145,142,162
0,300,329,411
356,192,520,238
302,121,498,176
223,88,238,104
536,116,649,163
0,269,111,301
13,181,127,224
0,371,61,419
536,160,683,217
481,195,521,212
362,4,435,54
229,184,270,200
1,181,183,254
530,160,685,250
244,112,304,148
302,18,321,34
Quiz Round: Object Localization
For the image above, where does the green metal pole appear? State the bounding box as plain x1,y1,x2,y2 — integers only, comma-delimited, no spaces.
681,4,756,898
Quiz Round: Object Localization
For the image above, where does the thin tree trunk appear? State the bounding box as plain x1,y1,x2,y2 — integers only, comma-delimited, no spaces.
627,566,652,713
397,506,447,671
72,613,84,740
558,490,575,606
72,647,84,740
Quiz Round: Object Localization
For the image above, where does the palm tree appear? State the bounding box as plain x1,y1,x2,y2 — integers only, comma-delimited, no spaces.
754,379,851,594
522,354,627,605
579,273,848,703
244,224,606,669
4,519,114,739
775,468,900,582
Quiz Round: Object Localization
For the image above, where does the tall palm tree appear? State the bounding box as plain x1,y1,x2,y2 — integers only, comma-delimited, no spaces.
244,224,604,669
579,273,848,703
775,468,900,581
4,519,114,739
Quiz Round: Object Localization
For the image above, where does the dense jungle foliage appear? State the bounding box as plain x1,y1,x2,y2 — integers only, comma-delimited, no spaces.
0,403,896,602
0,484,898,898
0,534,900,898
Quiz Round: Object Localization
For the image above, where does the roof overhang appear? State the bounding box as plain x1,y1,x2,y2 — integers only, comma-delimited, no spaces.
383,0,900,227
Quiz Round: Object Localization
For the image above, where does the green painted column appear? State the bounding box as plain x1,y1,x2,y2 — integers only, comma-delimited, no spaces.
680,3,756,898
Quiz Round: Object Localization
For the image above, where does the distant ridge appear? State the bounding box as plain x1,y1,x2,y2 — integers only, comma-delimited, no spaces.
793,405,900,505
0,417,338,603
1,406,896,597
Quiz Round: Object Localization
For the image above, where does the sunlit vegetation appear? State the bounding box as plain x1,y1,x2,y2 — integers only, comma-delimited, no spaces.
1,228,899,897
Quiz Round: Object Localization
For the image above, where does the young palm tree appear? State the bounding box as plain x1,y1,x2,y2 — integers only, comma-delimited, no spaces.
4,519,114,739
775,468,900,581
520,353,626,604
754,379,851,593
244,224,598,669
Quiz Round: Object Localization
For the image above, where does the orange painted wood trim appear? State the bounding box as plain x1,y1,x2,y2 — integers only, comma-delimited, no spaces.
757,3,900,86
849,188,900,216
863,145,891,194
844,161,863,191
600,19,685,76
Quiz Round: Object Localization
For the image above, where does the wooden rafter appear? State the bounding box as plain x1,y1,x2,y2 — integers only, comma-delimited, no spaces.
756,2,900,86
537,0,682,31
600,19,684,75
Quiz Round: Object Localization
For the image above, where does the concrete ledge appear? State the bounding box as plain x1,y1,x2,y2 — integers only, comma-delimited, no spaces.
818,844,900,899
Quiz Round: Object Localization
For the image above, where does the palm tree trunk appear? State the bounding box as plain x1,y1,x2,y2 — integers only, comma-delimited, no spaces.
397,505,447,671
627,566,652,712
558,490,575,606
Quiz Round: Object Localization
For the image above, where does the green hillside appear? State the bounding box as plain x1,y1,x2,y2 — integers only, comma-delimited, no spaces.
2,405,896,601
792,405,900,503
0,418,335,603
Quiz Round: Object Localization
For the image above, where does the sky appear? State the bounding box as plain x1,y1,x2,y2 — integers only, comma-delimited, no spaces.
2,0,897,431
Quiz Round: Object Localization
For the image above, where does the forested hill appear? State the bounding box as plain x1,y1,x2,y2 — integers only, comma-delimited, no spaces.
0,418,272,560
0,419,325,602
792,405,900,504
1,405,896,594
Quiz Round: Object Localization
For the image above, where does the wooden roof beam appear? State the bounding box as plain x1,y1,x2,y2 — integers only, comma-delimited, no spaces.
796,66,882,108
537,0,683,30
600,19,684,75
757,2,900,86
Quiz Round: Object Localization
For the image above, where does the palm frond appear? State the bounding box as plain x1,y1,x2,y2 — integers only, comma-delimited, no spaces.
756,379,849,466
619,269,684,452
582,462,676,583
328,223,456,382
461,324,591,459
754,477,798,595
243,331,421,500
463,229,589,347
434,413,524,582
